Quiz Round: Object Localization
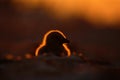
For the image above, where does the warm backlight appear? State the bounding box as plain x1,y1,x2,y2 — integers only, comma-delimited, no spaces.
35,30,71,57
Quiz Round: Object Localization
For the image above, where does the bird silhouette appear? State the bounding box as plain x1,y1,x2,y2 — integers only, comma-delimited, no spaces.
35,30,71,57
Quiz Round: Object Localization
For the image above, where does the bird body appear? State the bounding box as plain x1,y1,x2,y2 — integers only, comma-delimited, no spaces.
35,30,71,57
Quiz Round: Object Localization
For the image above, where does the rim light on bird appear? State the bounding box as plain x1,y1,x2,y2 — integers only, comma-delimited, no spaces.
35,30,71,57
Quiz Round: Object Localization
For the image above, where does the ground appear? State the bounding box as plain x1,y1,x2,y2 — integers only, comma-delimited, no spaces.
0,56,120,80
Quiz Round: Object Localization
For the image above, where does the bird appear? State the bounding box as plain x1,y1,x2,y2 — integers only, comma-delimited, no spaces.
35,30,71,57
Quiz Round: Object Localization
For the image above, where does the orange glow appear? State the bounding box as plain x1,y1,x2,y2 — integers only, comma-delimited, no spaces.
25,53,32,59
63,44,71,57
35,30,71,57
41,0,120,25
12,0,120,27
5,54,14,60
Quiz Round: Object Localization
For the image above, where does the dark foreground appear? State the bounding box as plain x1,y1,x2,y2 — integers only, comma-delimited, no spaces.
0,56,120,80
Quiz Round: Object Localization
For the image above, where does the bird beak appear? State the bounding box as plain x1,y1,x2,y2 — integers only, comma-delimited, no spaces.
64,39,70,43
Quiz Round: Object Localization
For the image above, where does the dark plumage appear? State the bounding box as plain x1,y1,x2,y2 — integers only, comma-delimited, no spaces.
36,30,70,57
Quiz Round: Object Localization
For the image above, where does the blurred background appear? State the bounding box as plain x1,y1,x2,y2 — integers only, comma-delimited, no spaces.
0,0,120,64
0,0,120,80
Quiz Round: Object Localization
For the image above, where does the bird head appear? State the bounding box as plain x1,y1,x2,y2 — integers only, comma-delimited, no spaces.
46,32,69,45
